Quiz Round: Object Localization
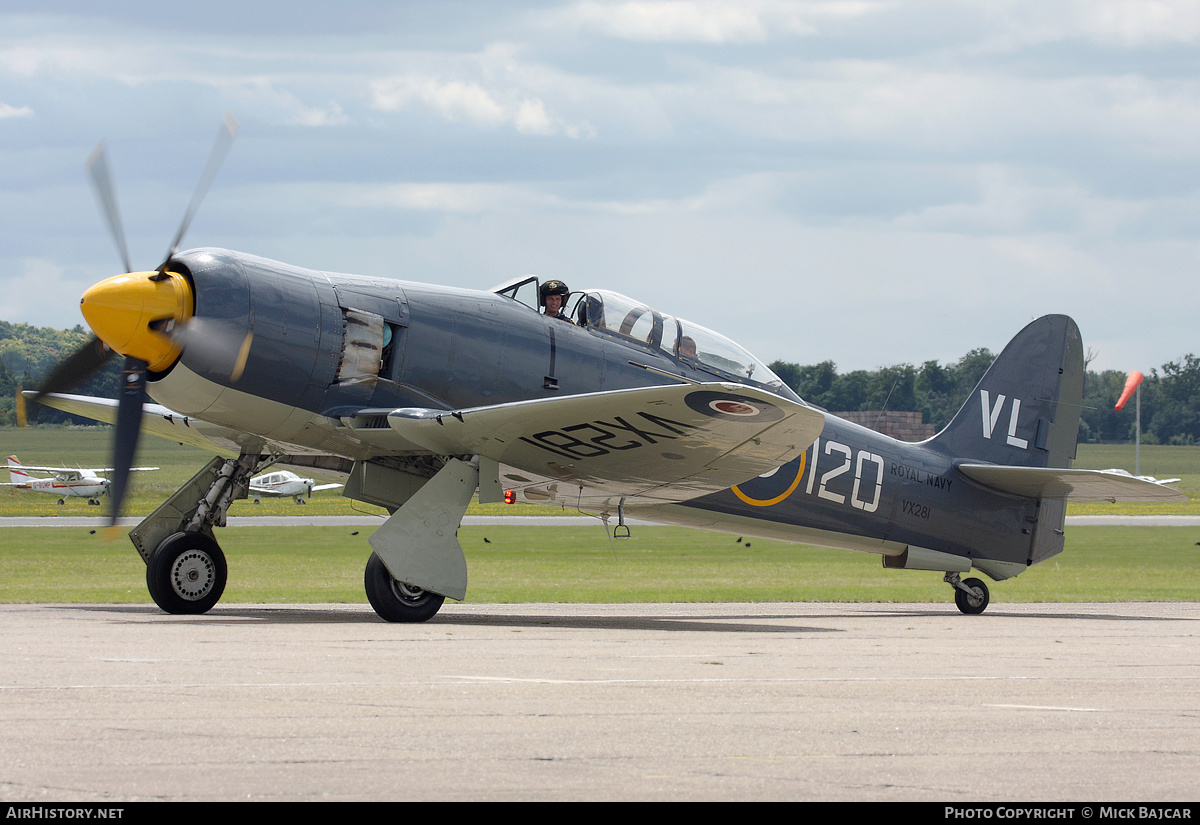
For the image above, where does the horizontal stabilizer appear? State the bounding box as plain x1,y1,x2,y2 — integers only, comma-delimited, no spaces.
957,463,1188,502
382,383,825,505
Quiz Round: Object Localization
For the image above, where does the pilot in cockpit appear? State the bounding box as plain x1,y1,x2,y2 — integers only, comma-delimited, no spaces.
539,280,572,323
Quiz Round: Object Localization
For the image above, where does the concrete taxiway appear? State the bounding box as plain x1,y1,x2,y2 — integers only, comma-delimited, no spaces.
0,601,1197,801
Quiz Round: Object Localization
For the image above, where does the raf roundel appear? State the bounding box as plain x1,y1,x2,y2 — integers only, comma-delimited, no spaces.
710,399,759,417
685,390,785,423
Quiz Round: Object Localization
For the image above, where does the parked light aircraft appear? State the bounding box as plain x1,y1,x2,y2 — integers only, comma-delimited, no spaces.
249,470,343,504
4,455,157,505
29,118,1186,621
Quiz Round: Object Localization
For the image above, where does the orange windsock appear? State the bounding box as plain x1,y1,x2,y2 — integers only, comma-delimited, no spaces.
1115,370,1144,411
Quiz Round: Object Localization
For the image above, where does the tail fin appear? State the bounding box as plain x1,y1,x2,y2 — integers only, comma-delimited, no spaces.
930,315,1084,469
8,456,29,485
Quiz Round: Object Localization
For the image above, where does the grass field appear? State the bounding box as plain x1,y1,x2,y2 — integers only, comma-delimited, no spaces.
2,525,1198,605
1,426,1198,606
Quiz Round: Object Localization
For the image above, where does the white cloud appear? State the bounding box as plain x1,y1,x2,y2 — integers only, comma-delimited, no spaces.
892,166,1152,237
0,260,88,328
371,76,506,127
1062,0,1200,47
288,101,348,128
572,0,775,43
369,73,594,137
562,0,891,43
336,181,563,213
0,103,33,118
960,0,1200,53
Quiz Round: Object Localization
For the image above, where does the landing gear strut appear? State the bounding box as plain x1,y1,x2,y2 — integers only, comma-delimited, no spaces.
945,572,990,615
131,452,272,615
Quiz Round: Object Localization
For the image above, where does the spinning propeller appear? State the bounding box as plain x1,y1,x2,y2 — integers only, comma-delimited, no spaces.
34,113,246,526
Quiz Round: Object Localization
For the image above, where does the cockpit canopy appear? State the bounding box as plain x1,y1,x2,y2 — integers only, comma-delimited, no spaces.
493,277,792,397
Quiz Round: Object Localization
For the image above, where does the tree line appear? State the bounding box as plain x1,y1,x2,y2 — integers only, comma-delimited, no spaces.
2,318,1197,444
770,350,1200,446
0,320,121,426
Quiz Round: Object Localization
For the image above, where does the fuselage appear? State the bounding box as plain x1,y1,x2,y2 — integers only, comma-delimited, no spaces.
10,474,107,498
659,413,1041,578
148,248,798,455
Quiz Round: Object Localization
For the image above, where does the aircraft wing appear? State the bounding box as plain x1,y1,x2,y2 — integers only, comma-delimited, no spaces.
32,383,825,507
956,464,1189,502
26,391,242,456
7,463,79,476
372,383,825,505
10,465,158,474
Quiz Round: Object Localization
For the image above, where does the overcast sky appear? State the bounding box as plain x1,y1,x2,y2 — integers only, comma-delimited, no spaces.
2,0,1198,376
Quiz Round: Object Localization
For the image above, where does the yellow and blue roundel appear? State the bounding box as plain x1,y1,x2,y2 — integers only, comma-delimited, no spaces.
732,454,806,507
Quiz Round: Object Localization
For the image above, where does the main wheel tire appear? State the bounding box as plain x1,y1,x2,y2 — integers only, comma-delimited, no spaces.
364,552,445,623
954,576,990,615
146,531,227,615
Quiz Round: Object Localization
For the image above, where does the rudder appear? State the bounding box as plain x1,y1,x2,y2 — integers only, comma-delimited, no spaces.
8,456,29,485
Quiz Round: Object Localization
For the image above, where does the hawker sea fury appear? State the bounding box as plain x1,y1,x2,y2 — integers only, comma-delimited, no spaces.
31,118,1185,620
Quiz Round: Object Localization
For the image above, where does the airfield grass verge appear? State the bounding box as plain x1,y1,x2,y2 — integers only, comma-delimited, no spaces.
3,426,1199,606
2,525,1197,605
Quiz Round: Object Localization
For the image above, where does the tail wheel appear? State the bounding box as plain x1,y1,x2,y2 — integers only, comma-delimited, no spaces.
364,552,445,623
954,577,990,615
146,531,227,615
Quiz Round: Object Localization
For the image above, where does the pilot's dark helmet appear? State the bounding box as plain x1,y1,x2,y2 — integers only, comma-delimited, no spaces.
539,279,570,306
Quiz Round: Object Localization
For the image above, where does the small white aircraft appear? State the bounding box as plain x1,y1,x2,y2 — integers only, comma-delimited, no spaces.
1100,468,1182,485
249,470,343,504
4,455,158,506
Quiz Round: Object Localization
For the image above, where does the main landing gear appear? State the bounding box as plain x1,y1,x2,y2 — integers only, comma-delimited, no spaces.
945,572,990,615
131,452,467,622
363,552,445,623
145,531,227,614
130,454,261,616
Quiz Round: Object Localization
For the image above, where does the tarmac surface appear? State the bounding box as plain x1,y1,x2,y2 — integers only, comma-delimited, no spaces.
0,601,1197,802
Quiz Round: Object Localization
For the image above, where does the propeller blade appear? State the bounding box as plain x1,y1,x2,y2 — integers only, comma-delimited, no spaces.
34,336,115,400
163,318,253,382
15,386,27,427
86,141,133,275
107,356,148,526
156,112,239,278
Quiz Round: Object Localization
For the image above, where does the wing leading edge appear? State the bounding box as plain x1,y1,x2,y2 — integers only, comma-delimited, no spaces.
26,391,243,456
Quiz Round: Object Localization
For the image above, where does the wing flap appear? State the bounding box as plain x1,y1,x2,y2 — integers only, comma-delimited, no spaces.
384,383,824,504
957,464,1188,502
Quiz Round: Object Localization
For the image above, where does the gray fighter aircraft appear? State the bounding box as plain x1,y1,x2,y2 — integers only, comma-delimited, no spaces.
32,119,1185,621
